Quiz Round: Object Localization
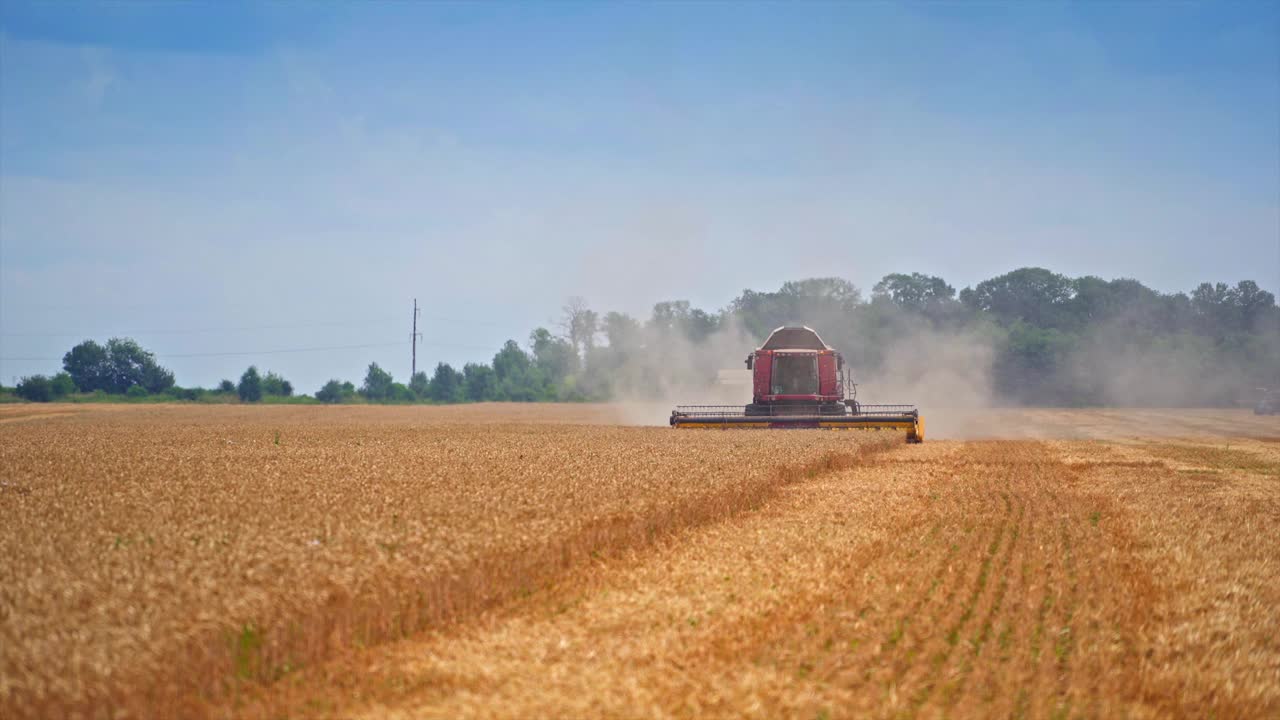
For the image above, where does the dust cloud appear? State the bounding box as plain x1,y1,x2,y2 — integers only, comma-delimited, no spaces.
609,316,759,426
1065,321,1280,408
600,306,1279,436
855,326,998,439
606,317,1003,433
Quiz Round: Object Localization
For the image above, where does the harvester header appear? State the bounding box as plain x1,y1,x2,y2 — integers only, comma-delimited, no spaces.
670,325,924,442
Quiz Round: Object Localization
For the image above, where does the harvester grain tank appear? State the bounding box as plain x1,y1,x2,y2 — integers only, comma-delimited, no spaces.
670,326,925,442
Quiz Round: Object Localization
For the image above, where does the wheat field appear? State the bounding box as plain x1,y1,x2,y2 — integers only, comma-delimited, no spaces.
2,404,1278,719
0,404,891,718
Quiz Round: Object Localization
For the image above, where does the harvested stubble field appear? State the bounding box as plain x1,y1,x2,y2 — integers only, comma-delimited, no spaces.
2,404,1279,719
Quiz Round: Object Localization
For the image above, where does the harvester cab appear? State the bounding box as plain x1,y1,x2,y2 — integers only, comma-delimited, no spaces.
670,326,924,442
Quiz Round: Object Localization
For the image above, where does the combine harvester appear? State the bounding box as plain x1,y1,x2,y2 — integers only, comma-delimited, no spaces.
670,326,924,443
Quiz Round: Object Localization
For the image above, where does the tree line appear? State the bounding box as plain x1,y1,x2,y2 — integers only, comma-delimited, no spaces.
9,267,1278,407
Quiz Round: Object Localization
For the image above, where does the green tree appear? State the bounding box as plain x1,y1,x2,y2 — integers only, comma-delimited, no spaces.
602,311,641,352
389,382,415,402
779,277,862,307
316,379,350,403
102,338,158,393
492,340,531,381
491,340,542,402
238,366,263,402
361,362,394,401
530,328,577,387
261,371,293,397
1068,276,1162,329
728,278,862,344
218,379,236,394
167,386,203,401
140,362,176,394
872,273,956,313
1234,280,1276,330
50,372,76,398
409,371,430,398
64,338,175,394
462,362,497,401
15,375,53,402
961,268,1074,329
62,340,110,392
428,362,464,402
648,300,719,342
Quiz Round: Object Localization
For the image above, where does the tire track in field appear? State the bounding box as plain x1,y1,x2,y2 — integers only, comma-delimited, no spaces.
819,517,957,692
1052,516,1080,717
894,446,1032,715
969,484,1039,717
243,438,1273,719
779,446,1000,706
898,494,1012,713
813,441,1107,718
874,516,983,693
938,491,1025,710
1011,457,1085,720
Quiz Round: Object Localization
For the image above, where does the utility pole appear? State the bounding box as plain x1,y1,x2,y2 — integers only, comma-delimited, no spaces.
411,298,422,377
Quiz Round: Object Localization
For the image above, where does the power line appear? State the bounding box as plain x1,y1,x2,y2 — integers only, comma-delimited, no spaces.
0,342,399,362
0,338,496,363
159,342,407,358
0,313,513,337
0,319,401,338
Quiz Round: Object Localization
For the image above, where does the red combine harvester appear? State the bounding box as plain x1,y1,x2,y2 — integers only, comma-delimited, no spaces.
670,326,924,442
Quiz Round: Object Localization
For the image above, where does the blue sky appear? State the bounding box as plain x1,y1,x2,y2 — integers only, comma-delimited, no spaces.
2,1,1278,391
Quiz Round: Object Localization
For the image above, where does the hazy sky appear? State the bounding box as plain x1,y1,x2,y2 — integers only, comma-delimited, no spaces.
2,1,1278,391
